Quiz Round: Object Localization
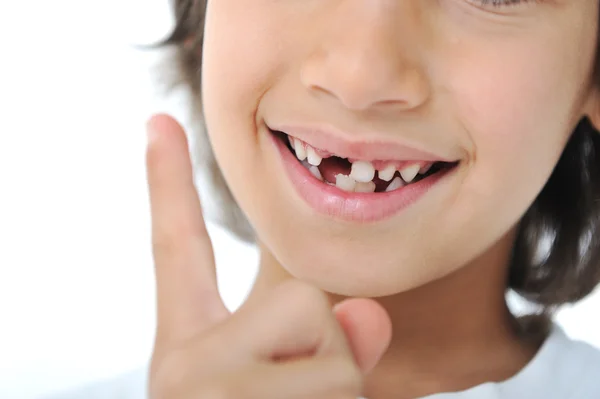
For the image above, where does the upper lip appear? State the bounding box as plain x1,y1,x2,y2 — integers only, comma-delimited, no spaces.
268,123,459,162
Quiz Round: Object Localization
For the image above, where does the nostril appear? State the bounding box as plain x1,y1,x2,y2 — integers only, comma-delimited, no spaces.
300,46,431,112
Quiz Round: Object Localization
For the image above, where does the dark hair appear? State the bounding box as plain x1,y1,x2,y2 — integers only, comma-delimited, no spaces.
157,0,600,310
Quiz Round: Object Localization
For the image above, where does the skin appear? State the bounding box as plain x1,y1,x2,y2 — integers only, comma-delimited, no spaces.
148,1,600,398
147,117,392,399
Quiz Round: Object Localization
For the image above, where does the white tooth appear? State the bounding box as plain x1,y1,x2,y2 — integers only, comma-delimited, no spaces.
288,135,295,149
355,181,376,193
306,146,322,166
419,163,432,174
335,174,357,192
294,138,306,161
399,164,420,183
378,164,396,182
385,176,405,192
350,161,375,183
309,166,323,181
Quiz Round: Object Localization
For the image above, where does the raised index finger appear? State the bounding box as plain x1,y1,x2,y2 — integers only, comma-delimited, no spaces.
146,114,229,344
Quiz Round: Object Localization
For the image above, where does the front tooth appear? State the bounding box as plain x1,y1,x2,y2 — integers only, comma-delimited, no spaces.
306,146,322,166
355,181,376,193
335,174,357,192
288,135,295,149
385,176,405,192
350,161,376,183
378,164,396,182
399,164,420,183
309,166,323,181
293,138,306,161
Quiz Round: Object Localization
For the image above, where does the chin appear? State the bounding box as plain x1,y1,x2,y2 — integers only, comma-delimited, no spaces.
265,238,441,298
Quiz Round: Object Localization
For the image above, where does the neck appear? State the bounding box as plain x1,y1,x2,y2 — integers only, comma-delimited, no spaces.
246,228,541,398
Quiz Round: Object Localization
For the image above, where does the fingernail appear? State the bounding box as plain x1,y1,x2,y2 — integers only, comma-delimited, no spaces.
146,119,159,144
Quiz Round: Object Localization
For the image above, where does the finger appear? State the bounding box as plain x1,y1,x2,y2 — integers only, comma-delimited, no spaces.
198,357,362,399
146,113,229,344
334,298,392,374
227,280,356,363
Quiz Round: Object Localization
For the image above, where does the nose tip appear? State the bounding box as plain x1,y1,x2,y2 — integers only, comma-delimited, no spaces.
300,50,431,112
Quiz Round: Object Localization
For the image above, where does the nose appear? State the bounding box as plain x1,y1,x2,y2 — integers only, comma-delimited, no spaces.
300,1,430,112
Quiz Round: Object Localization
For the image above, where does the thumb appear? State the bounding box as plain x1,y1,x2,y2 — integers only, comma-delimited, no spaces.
333,298,392,374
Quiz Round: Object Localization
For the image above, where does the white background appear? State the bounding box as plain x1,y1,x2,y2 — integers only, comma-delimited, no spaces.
0,1,599,398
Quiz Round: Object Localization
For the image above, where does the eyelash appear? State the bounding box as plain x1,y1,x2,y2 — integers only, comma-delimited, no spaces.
475,0,531,6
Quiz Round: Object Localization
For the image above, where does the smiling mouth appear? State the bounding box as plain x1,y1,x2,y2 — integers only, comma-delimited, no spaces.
271,130,458,194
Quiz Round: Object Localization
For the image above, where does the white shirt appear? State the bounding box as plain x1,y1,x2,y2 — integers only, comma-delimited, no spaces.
47,324,600,399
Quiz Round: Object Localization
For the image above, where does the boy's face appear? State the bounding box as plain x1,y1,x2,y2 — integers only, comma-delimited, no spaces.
201,1,599,296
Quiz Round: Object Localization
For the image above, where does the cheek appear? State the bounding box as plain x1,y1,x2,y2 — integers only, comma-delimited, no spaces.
197,1,598,297
202,0,304,117
201,1,283,188
202,9,275,116
442,34,591,209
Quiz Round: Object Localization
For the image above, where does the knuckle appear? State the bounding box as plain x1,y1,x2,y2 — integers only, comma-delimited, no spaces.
150,347,198,394
151,233,178,260
150,345,215,399
328,356,363,394
152,222,192,250
151,229,202,264
151,222,190,254
326,393,362,399
149,357,188,398
194,372,257,399
195,380,237,399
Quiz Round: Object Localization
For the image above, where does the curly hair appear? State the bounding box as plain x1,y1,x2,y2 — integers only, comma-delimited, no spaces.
157,0,600,311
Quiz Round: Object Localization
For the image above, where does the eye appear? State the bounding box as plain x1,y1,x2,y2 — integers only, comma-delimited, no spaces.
470,0,535,7
464,0,544,14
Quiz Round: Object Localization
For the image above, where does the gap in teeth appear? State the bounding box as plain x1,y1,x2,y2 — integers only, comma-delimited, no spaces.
286,134,444,192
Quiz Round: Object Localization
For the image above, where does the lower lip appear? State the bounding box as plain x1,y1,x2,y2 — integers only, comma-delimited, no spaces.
271,132,456,223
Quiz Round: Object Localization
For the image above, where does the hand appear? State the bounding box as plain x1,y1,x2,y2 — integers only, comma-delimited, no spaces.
145,114,392,399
